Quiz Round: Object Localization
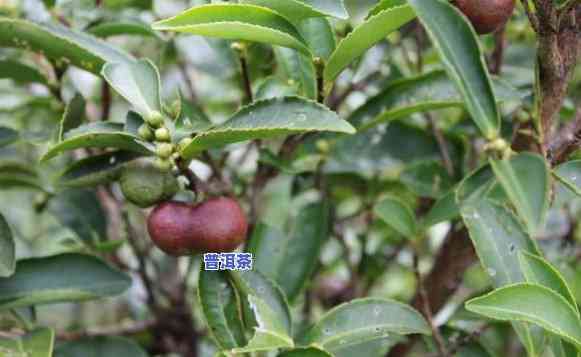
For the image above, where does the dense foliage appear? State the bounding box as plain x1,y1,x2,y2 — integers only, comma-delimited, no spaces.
0,0,580,356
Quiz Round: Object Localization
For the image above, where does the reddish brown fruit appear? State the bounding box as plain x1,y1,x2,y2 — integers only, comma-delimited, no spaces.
147,197,248,256
454,0,515,34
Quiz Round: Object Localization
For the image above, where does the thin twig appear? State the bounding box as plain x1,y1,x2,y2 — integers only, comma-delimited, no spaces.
426,113,455,177
413,252,450,357
233,43,253,103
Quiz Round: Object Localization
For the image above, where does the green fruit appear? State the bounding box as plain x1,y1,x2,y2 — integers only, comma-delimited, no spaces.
155,127,171,142
154,157,173,172
120,161,178,208
138,124,154,141
156,143,174,159
146,111,164,128
178,137,193,152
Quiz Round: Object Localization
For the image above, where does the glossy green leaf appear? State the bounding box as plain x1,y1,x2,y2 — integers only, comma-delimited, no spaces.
0,126,18,147
298,17,336,60
408,0,500,139
0,253,131,310
518,251,579,315
55,336,148,357
229,270,292,335
299,298,430,352
274,47,317,99
88,21,159,39
180,96,355,159
490,153,550,236
422,190,459,228
455,164,505,206
324,5,415,82
175,100,213,136
554,160,581,197
198,270,246,350
48,189,107,243
400,160,453,198
42,122,153,162
152,4,310,55
249,202,330,302
461,200,540,287
0,160,43,191
368,0,407,16
374,196,417,238
102,59,162,118
59,94,86,141
0,328,54,357
231,295,294,353
0,18,133,74
466,283,581,349
0,59,48,85
0,213,15,278
241,0,348,21
350,70,523,131
278,347,333,357
56,151,141,188
255,76,300,100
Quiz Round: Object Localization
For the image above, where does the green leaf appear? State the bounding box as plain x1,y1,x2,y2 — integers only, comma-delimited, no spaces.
0,59,48,85
374,196,417,238
48,189,107,243
231,295,294,353
461,200,540,287
278,347,333,357
0,328,54,357
241,0,348,21
248,201,330,302
368,0,407,16
349,70,523,131
274,47,317,99
88,21,159,39
42,122,153,162
490,153,550,236
56,151,141,188
327,121,448,175
408,0,500,139
0,18,133,74
0,126,18,147
422,190,459,228
455,164,505,206
229,270,292,335
0,160,43,191
152,4,310,55
180,96,355,159
299,298,430,353
554,160,581,197
59,93,86,141
466,283,581,349
255,76,300,100
400,160,453,199
0,213,15,278
518,251,579,315
55,336,148,357
324,5,415,82
102,59,162,118
0,253,131,310
175,100,213,136
198,270,246,350
297,17,336,60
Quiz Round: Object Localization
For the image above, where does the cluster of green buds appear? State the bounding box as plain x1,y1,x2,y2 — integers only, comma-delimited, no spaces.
138,110,176,172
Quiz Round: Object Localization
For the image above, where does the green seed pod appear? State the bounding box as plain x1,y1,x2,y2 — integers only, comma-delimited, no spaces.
138,124,154,141
146,111,164,128
156,143,174,159
120,160,178,208
155,127,171,142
